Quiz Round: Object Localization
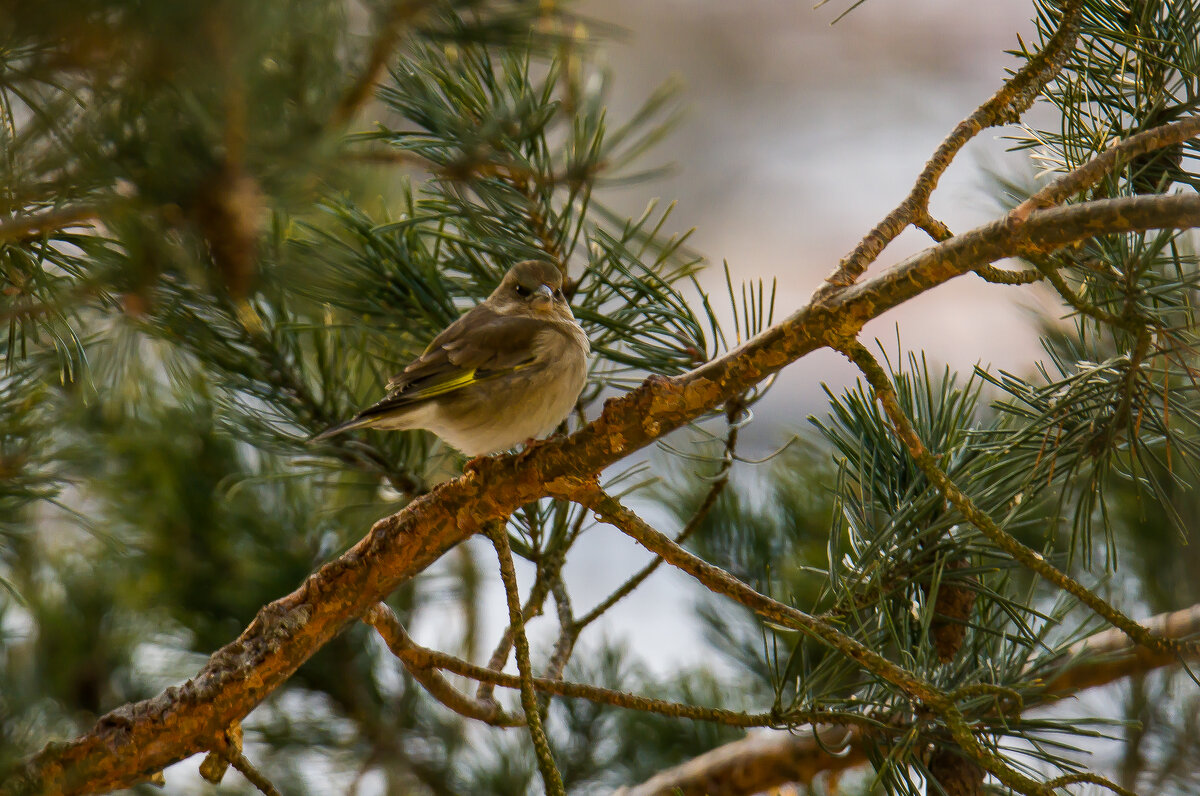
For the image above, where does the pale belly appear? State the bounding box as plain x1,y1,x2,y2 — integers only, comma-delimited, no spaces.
427,357,586,455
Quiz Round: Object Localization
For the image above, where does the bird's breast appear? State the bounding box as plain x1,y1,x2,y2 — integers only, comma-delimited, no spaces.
428,323,588,455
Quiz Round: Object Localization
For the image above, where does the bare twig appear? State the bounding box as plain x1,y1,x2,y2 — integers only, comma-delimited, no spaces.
486,520,565,796
915,210,953,243
476,543,567,703
1041,772,1137,796
817,0,1085,294
1009,116,1200,225
544,578,577,683
198,723,282,796
573,409,740,632
228,753,283,796
330,0,438,127
392,633,817,729
534,578,580,715
972,263,1043,285
198,724,242,786
363,603,522,727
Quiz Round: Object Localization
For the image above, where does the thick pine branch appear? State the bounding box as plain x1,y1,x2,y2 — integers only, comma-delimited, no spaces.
5,188,1199,796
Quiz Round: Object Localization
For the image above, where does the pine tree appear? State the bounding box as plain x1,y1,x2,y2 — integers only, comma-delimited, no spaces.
2,1,1200,795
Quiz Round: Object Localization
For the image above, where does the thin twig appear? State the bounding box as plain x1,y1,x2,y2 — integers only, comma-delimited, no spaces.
565,482,950,708
486,520,565,796
914,210,953,243
573,411,740,631
1009,115,1200,225
330,0,438,127
817,0,1085,294
972,263,1043,285
0,205,100,243
835,337,1197,658
544,578,577,683
228,753,283,796
363,603,523,727
398,635,822,728
1042,772,1137,796
199,723,281,796
536,579,580,714
1026,252,1130,327
476,543,567,703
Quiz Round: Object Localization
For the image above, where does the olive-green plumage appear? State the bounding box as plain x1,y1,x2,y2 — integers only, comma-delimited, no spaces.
313,261,590,455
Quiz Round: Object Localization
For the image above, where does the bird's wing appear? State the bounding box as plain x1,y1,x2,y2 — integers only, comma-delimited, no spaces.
355,307,545,420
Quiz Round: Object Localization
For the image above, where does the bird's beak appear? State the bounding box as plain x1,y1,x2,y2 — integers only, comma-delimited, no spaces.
532,283,554,309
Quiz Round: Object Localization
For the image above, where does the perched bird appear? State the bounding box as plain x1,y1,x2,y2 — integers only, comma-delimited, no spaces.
313,260,590,455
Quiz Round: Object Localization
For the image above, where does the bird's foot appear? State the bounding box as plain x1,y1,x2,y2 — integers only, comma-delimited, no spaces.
518,436,553,455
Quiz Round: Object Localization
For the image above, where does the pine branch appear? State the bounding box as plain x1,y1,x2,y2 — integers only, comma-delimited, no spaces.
486,519,565,796
817,0,1086,293
363,603,523,727
837,337,1196,658
329,0,438,127
367,618,799,729
617,603,1200,796
7,186,1200,795
1008,116,1200,224
0,205,100,243
569,482,949,707
575,487,1085,796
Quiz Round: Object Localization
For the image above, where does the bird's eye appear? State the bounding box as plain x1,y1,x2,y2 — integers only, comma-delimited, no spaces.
554,289,564,301
514,284,530,297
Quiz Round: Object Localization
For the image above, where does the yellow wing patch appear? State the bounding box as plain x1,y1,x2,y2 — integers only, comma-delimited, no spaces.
411,369,479,399
397,360,537,403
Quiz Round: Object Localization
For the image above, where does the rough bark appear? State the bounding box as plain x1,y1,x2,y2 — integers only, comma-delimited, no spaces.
5,193,1200,795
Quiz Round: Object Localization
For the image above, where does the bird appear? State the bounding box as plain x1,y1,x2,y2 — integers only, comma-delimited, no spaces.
312,260,590,456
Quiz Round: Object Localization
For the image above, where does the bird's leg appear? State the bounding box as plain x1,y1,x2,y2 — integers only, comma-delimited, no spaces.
517,436,555,455
463,455,489,476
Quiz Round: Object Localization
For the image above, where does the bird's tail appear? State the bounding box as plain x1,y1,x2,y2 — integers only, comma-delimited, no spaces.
309,416,374,442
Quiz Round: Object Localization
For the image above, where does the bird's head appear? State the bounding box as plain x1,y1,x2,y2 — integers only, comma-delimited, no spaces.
490,260,574,321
